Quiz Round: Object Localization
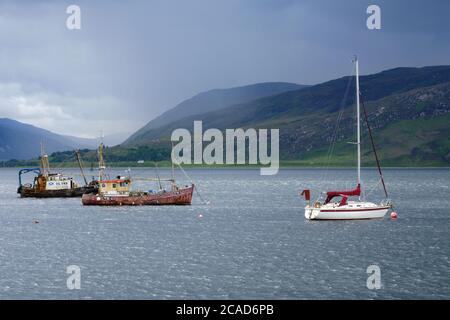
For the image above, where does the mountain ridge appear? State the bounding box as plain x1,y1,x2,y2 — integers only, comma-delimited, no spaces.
0,118,128,160
125,82,307,144
123,65,450,146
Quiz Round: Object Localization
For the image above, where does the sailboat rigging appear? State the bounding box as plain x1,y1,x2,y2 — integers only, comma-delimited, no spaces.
302,56,393,220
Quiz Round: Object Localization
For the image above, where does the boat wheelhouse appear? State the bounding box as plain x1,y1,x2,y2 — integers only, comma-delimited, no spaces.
98,177,132,196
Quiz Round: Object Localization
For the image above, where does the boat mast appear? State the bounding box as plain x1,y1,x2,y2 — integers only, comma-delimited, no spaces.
40,142,50,176
75,149,88,185
154,162,163,190
98,142,105,182
354,56,361,191
171,141,176,191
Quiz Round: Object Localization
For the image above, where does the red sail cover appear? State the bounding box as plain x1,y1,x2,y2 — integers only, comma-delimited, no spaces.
325,184,361,204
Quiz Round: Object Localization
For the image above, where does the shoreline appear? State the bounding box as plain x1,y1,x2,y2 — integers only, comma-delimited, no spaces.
2,164,450,170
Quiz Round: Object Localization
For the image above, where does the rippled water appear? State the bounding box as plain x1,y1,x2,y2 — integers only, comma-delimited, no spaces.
0,167,449,299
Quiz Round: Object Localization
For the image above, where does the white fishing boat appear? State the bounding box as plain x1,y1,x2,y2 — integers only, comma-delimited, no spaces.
302,56,392,220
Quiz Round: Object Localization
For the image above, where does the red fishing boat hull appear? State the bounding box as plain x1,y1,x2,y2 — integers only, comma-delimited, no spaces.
81,184,194,206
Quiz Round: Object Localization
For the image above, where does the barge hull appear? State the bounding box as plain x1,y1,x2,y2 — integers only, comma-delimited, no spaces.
18,186,98,198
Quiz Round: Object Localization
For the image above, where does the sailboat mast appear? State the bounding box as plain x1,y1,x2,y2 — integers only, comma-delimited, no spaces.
355,56,361,187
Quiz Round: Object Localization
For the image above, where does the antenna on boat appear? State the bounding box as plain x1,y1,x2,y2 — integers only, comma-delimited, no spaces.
353,55,362,200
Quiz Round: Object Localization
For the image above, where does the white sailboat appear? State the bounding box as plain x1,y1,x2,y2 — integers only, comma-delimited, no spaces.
303,56,392,220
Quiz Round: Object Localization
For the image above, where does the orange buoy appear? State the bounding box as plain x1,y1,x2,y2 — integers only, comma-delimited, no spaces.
390,212,398,219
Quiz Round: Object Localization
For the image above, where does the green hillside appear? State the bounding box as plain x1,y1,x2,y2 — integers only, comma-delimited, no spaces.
123,66,450,145
116,66,450,167
7,66,449,168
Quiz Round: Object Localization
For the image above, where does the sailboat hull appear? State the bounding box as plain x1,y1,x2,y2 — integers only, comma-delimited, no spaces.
305,205,390,220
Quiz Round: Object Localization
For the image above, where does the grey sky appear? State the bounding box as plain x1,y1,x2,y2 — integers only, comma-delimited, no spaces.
0,0,449,137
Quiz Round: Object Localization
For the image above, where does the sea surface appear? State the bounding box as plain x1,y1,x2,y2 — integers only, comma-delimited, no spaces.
0,167,449,299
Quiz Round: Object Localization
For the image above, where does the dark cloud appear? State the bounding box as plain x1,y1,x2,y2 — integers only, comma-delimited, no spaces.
0,0,448,137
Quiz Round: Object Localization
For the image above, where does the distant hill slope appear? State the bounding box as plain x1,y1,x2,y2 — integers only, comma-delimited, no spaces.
116,65,450,166
125,66,450,142
15,65,450,166
125,82,306,144
0,118,124,160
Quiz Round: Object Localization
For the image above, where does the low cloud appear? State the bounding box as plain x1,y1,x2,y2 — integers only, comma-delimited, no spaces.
0,82,134,138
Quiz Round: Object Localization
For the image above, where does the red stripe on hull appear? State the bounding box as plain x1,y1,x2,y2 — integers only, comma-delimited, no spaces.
320,206,390,213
